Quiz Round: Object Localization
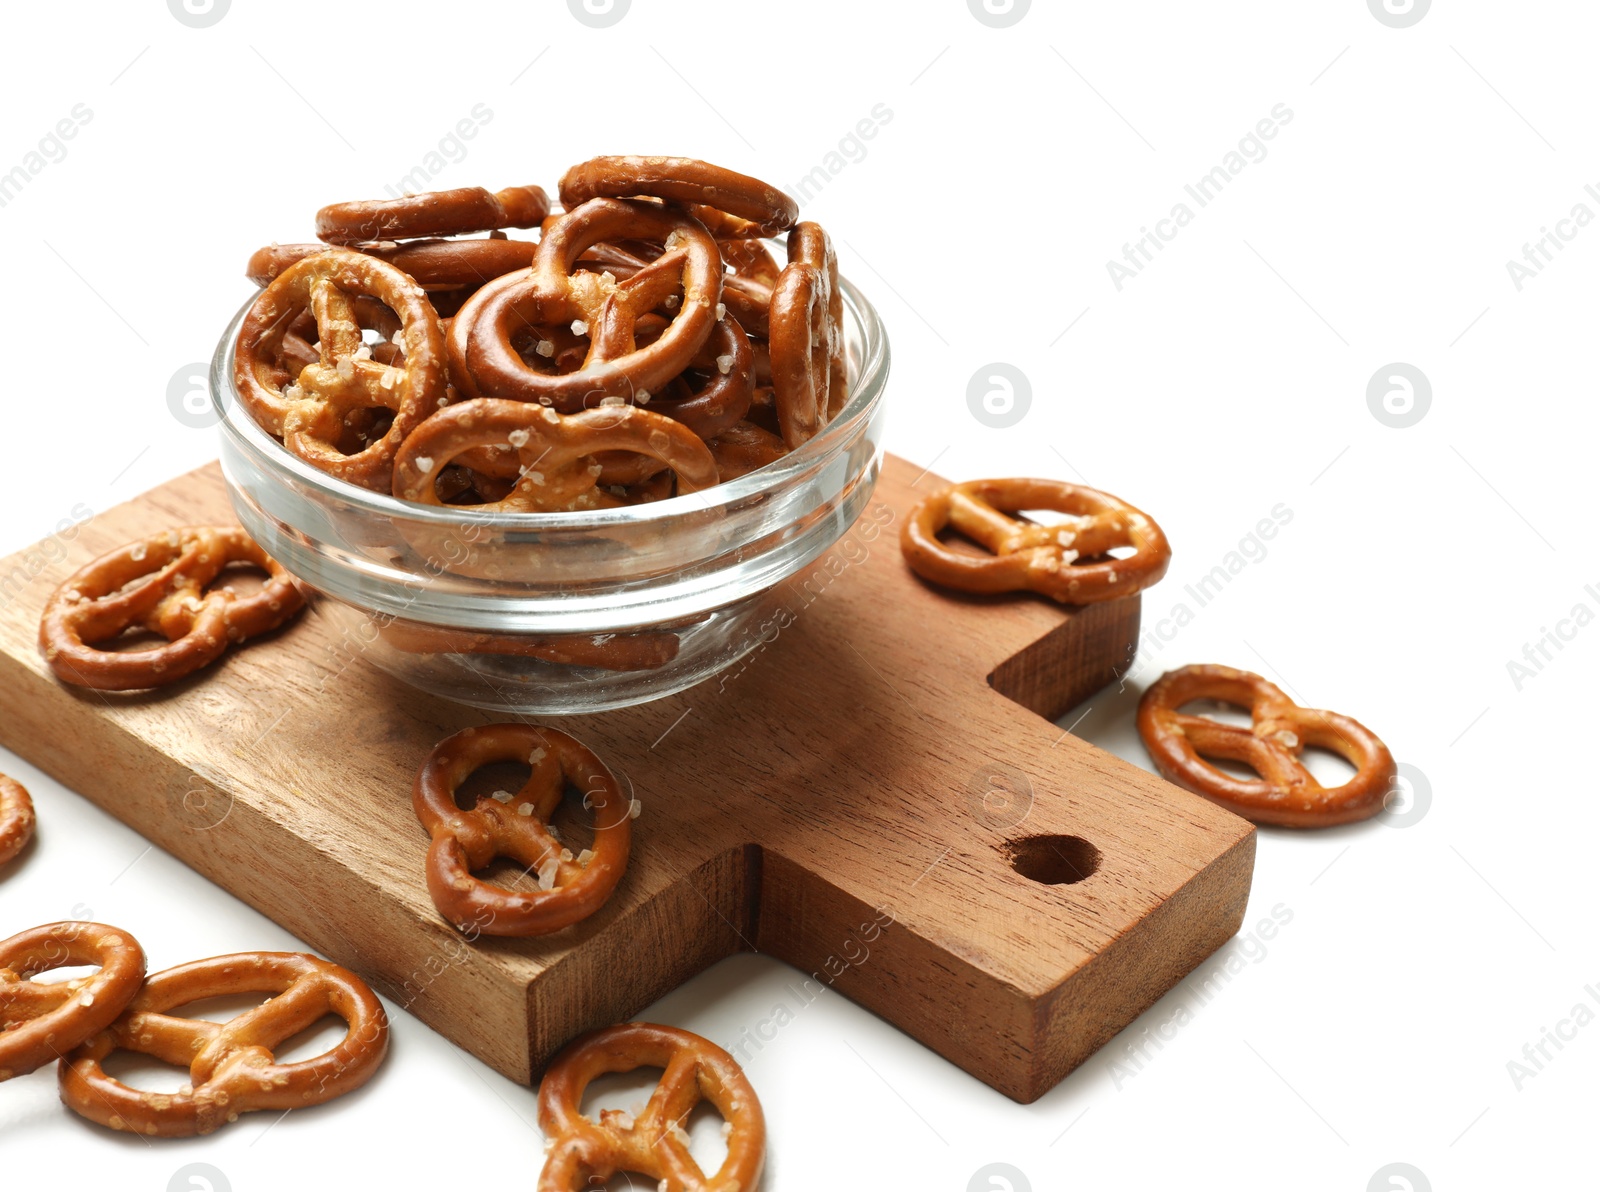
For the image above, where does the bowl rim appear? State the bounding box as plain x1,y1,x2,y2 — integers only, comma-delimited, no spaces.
210,268,890,531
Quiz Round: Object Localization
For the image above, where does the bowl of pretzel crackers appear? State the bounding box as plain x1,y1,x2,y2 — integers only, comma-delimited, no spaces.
212,156,889,714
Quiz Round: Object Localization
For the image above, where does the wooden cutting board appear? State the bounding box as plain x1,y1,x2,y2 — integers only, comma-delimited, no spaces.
0,455,1254,1103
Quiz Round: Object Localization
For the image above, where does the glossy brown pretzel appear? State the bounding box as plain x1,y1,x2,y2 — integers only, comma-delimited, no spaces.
537,1022,766,1191
39,527,305,691
276,296,405,378
721,237,782,287
315,185,549,245
59,951,389,1137
413,724,632,937
450,198,722,410
644,315,755,441
720,273,772,339
0,922,146,1080
769,222,845,447
249,238,537,292
236,249,449,491
708,420,788,481
902,479,1171,604
559,155,798,236
392,400,719,513
0,774,34,867
1137,664,1398,828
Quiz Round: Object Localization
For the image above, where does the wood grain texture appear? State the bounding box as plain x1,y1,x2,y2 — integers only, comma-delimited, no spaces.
0,455,1255,1102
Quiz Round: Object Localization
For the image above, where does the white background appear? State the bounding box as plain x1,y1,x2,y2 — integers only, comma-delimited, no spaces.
0,1,1593,1189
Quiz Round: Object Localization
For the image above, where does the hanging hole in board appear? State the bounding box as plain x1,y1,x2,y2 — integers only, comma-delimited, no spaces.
1004,834,1101,886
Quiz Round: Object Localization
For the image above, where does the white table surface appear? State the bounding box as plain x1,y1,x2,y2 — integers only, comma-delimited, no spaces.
1,2,1591,1188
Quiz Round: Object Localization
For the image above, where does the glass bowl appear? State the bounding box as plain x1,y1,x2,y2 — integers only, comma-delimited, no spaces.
209,273,890,714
